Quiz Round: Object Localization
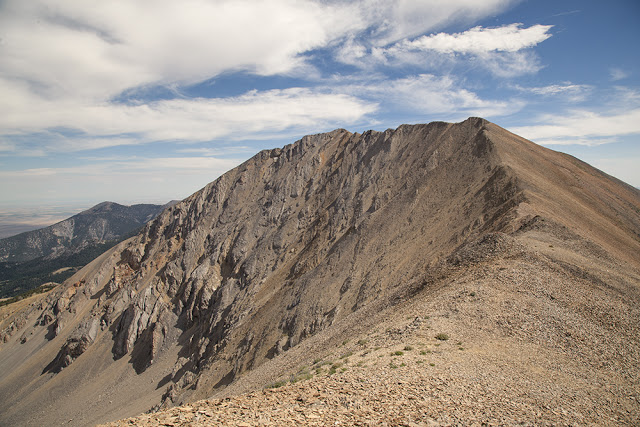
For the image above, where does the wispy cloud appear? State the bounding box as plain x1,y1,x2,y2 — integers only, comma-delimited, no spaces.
0,0,523,159
343,24,553,77
509,108,640,145
512,83,592,102
1,87,378,153
390,24,553,54
341,74,523,118
609,68,629,81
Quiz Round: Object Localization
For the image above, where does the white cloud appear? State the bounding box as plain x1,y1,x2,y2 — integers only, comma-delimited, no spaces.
360,0,519,46
0,86,378,153
347,24,553,77
393,24,553,54
0,0,524,158
0,0,516,103
509,109,640,145
0,0,362,101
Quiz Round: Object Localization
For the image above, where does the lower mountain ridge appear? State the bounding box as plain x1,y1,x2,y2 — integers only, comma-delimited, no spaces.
0,201,174,264
0,201,176,300
0,118,639,426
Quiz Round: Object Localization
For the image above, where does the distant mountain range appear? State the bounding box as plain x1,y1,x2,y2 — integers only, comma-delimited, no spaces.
0,201,176,299
0,201,176,263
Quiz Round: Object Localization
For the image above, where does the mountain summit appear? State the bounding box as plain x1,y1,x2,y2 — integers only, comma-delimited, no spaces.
1,118,639,426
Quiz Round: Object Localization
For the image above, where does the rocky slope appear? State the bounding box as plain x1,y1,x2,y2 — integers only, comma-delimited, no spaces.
0,118,638,426
0,201,172,263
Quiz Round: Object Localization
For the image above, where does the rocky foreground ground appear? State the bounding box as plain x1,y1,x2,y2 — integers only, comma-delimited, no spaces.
102,332,635,426
102,250,640,426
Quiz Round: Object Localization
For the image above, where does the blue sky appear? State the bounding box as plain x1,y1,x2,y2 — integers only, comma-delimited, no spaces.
0,0,639,214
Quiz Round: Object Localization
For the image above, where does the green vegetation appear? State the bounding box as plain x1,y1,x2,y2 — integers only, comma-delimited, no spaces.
392,350,404,356
340,351,353,359
266,380,288,389
0,282,57,307
0,241,118,299
403,345,413,351
291,373,313,383
435,333,449,341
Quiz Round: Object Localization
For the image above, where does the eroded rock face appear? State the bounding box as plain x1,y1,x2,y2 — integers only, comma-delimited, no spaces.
2,120,531,404
44,318,100,373
51,120,517,399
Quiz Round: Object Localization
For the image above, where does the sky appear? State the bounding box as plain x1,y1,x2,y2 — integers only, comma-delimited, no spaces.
1,0,639,218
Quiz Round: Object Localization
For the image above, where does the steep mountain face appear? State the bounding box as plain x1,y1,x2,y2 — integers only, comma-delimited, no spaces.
0,118,639,426
0,202,172,263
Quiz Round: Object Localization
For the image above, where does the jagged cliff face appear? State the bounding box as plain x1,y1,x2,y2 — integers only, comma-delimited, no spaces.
1,118,639,426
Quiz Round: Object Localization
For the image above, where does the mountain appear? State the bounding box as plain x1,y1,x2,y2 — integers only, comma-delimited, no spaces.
0,201,175,263
0,118,638,426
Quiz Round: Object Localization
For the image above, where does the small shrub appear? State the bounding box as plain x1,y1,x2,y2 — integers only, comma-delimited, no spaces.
267,380,287,389
357,339,368,346
420,350,427,355
429,363,435,367
404,345,413,351
392,350,404,356
435,333,449,341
